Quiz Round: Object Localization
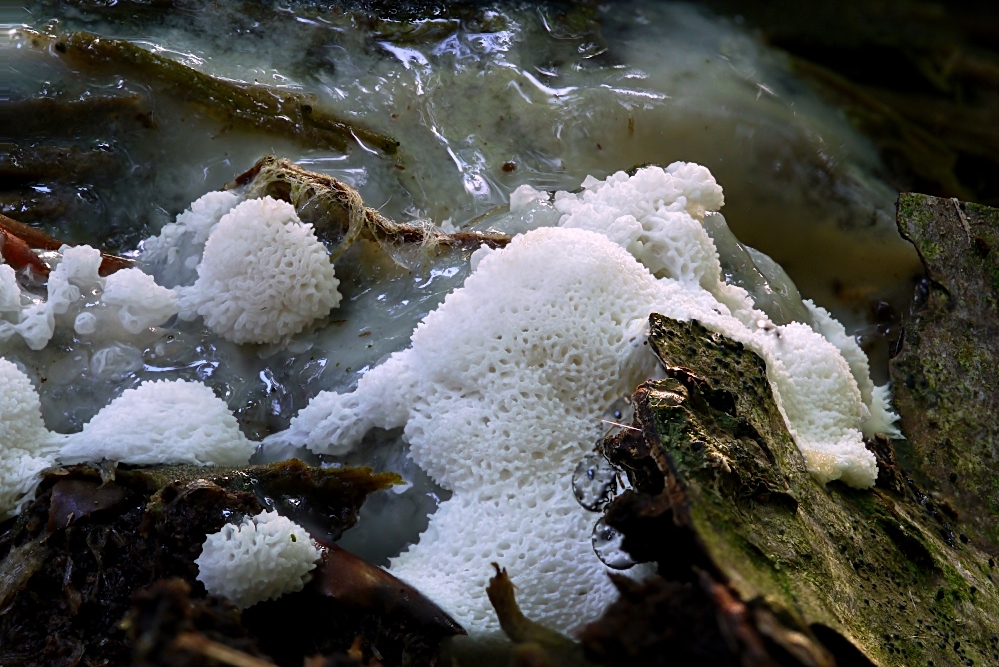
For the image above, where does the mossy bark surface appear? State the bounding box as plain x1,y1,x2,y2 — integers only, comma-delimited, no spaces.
600,314,999,666
891,193,999,553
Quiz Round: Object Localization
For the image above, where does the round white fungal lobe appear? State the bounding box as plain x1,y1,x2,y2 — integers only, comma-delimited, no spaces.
196,510,320,609
141,190,243,288
59,379,255,466
73,311,98,335
0,265,21,312
0,358,61,518
101,267,179,334
176,196,341,345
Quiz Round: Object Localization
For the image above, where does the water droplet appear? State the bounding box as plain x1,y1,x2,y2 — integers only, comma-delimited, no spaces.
603,396,634,425
573,453,618,511
592,517,635,570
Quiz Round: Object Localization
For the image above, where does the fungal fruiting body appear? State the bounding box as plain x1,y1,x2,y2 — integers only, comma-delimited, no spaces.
0,244,179,350
176,196,341,345
270,164,899,636
0,359,61,519
59,379,255,467
195,510,321,609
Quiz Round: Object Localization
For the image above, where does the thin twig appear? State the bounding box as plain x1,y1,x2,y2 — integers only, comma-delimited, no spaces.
173,632,277,667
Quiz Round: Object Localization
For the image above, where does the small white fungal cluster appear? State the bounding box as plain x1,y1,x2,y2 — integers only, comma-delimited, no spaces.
173,196,342,345
0,366,255,517
0,359,62,520
0,188,343,515
269,164,899,636
0,245,179,350
141,190,244,288
59,379,256,467
195,510,321,609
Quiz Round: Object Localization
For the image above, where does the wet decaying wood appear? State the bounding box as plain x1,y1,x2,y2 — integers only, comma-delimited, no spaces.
230,156,511,267
0,94,156,138
588,308,999,666
0,460,461,667
0,142,127,188
16,29,398,157
890,193,999,553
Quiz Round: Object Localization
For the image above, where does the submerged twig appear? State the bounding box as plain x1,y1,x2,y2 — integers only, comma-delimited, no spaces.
19,29,398,156
0,142,126,187
0,213,132,276
0,93,155,138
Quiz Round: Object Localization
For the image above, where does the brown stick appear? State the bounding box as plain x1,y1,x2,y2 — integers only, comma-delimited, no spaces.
0,213,133,276
0,227,49,277
172,632,277,667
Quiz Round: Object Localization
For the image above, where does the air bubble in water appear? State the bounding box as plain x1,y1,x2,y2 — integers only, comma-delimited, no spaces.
572,452,618,511
591,517,636,570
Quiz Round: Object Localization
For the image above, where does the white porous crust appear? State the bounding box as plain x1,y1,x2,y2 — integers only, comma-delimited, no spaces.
177,197,341,345
101,268,179,334
555,163,754,323
269,165,895,636
195,510,320,609
0,359,60,519
59,379,255,466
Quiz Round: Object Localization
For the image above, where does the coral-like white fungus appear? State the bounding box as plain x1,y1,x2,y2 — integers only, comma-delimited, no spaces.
59,379,255,466
0,359,61,519
176,197,341,345
0,245,179,350
141,190,243,288
195,510,320,609
270,164,899,636
101,268,180,335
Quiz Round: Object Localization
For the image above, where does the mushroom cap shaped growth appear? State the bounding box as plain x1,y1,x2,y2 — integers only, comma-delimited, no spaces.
196,510,320,609
177,196,341,345
59,379,255,467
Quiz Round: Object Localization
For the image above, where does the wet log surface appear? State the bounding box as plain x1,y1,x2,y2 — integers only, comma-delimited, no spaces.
891,193,999,553
591,200,999,667
592,312,999,666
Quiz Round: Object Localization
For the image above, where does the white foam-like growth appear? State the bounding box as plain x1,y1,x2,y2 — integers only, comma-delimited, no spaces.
555,163,754,322
142,190,243,288
0,359,61,519
101,268,179,334
276,228,671,634
59,379,255,466
391,484,621,632
0,265,20,312
270,165,898,636
805,299,901,438
195,510,320,609
759,322,876,487
0,244,181,349
177,197,341,345
7,244,105,349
